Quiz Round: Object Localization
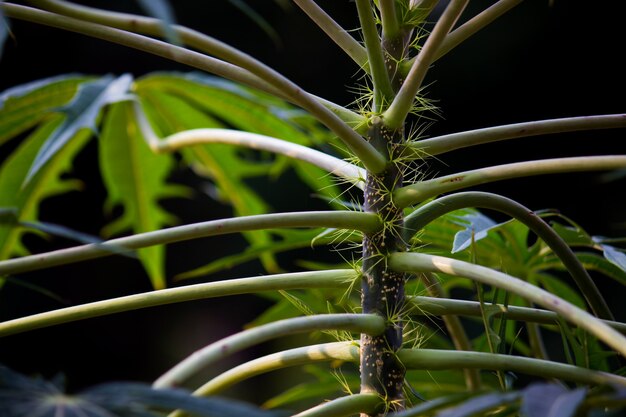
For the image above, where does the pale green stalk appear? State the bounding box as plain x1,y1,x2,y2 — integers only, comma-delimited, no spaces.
433,0,522,61
383,0,468,128
4,3,384,172
193,342,359,396
394,155,626,207
355,0,394,108
153,314,385,389
397,349,626,387
0,270,356,337
406,114,626,157
389,252,626,357
132,101,365,188
379,0,401,41
0,211,381,276
409,296,626,333
291,0,368,68
420,272,481,391
403,191,613,319
293,394,383,417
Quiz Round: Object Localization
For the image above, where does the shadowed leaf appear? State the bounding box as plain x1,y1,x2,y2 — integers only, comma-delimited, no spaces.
520,383,586,417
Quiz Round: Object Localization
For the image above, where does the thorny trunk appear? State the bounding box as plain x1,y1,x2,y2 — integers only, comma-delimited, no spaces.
360,119,406,415
360,16,414,415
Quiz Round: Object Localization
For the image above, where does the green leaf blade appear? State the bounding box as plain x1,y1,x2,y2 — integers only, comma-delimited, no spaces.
99,101,184,289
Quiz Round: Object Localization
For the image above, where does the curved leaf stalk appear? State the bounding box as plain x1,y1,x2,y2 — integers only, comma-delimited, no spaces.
360,119,407,413
0,211,381,276
189,341,626,406
388,252,626,357
431,0,522,62
420,272,481,390
406,114,626,157
293,394,383,417
408,296,626,334
403,191,614,319
153,314,385,389
24,0,366,129
355,0,394,108
131,100,365,188
383,0,468,129
5,4,382,170
188,342,626,404
0,270,356,337
394,155,626,208
291,0,368,68
191,342,360,397
397,349,626,388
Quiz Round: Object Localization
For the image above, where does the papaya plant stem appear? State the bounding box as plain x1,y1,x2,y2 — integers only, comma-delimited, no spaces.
397,349,626,388
383,0,468,128
406,114,626,157
5,3,385,171
153,314,385,389
293,394,383,417
403,191,614,319
190,341,626,401
0,270,355,338
132,101,365,188
355,0,394,108
420,272,481,390
291,0,368,68
0,211,381,277
394,155,626,208
388,252,626,357
408,296,626,333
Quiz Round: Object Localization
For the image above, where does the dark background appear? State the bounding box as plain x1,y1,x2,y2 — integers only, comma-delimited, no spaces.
0,0,625,404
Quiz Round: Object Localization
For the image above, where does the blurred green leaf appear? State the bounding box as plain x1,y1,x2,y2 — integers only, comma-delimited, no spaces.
437,391,520,417
0,118,89,261
0,75,87,146
99,101,186,289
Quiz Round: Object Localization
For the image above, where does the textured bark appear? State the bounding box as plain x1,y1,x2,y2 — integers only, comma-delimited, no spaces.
360,119,406,415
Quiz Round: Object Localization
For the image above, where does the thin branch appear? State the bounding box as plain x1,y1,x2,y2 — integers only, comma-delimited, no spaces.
153,314,385,388
0,211,381,277
355,0,394,108
192,342,359,397
379,0,401,41
397,348,626,387
292,0,368,68
0,270,355,337
403,191,614,319
394,155,626,207
293,394,383,417
389,252,626,357
25,0,366,129
405,114,626,157
383,0,468,128
420,272,481,390
408,296,626,334
132,100,365,188
4,3,385,172
434,0,523,60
